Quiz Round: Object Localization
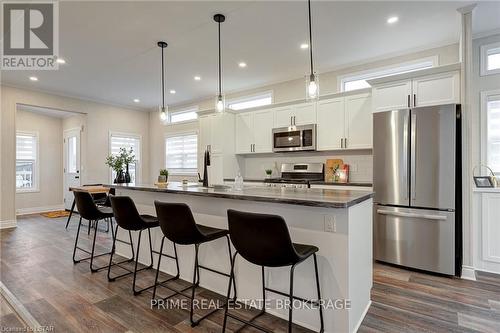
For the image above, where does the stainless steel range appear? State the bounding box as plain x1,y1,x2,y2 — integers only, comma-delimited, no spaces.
265,163,324,189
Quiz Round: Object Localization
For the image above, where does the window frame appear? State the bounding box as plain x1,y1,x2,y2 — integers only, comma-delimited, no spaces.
338,56,438,92
481,89,500,175
108,131,142,183
167,106,199,125
164,131,198,176
16,131,39,193
480,41,500,76
226,91,273,111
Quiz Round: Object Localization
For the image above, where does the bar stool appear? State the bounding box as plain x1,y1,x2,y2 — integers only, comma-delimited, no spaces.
223,209,324,333
152,201,236,327
108,195,159,295
72,190,115,272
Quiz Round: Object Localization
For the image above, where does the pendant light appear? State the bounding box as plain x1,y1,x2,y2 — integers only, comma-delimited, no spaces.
214,13,226,112
305,0,318,100
158,41,169,122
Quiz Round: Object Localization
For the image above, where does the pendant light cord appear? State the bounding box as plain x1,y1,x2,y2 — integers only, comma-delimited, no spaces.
308,0,314,76
161,46,165,109
218,21,222,96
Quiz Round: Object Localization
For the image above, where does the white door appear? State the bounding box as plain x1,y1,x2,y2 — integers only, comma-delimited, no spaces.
345,93,373,149
293,102,316,125
412,71,460,108
235,113,254,154
253,109,274,153
316,98,345,150
63,128,81,210
372,79,412,113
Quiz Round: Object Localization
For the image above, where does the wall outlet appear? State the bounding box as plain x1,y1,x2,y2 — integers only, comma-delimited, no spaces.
324,215,336,233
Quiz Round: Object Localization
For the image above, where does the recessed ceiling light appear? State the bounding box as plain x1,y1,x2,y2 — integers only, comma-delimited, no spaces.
238,62,247,68
170,90,176,94
29,76,38,81
300,43,309,49
56,58,66,64
133,98,140,103
387,16,399,24
194,76,201,81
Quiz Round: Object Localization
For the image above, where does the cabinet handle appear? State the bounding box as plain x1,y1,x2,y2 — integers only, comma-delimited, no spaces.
407,95,410,108
413,94,416,107
294,116,296,125
345,137,347,148
341,138,344,148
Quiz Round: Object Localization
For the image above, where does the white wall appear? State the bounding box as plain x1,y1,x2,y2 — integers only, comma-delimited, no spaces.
471,33,500,274
15,110,64,213
149,43,459,182
1,85,150,226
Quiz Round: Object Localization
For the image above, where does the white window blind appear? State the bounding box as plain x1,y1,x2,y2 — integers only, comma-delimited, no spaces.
165,134,198,174
487,97,500,174
110,134,140,183
16,133,38,190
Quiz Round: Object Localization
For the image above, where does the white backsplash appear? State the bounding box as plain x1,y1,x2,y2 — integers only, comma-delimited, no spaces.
238,150,373,183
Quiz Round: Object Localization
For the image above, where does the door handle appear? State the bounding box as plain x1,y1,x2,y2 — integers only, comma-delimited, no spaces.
75,176,80,179
410,113,417,200
377,209,447,221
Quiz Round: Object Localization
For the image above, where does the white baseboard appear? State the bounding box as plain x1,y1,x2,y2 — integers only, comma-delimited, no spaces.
16,204,65,216
0,219,17,229
461,265,476,281
352,300,372,333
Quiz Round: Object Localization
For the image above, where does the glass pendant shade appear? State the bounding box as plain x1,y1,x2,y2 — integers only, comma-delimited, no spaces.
215,94,225,113
159,105,169,122
306,73,319,100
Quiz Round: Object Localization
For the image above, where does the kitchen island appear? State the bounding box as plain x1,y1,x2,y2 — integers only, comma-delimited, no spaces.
107,183,373,333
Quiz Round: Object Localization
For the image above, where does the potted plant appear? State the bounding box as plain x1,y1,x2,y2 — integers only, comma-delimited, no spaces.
158,169,168,183
119,147,136,183
105,154,125,183
265,169,273,179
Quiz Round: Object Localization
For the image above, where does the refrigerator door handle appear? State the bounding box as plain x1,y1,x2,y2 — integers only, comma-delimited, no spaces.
402,113,409,200
410,113,417,200
376,209,447,221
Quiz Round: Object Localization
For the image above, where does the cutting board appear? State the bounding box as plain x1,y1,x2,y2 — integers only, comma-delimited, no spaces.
325,159,343,182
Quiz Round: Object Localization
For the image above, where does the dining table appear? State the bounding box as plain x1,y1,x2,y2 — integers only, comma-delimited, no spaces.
65,185,110,229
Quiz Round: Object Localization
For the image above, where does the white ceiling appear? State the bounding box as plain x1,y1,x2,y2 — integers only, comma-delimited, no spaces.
2,1,500,111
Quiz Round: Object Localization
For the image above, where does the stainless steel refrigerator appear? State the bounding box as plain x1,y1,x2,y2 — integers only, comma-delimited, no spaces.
373,104,461,276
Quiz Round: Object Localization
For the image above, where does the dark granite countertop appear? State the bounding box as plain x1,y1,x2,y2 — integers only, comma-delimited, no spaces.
106,182,373,209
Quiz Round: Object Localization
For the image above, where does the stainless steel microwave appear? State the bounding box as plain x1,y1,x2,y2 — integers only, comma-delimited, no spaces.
272,124,316,152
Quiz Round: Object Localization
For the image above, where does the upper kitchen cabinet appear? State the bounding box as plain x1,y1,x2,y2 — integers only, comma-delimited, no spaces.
199,112,234,154
235,108,274,154
370,66,461,112
274,103,316,128
317,92,372,150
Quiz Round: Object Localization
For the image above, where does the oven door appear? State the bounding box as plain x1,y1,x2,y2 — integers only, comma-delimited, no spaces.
273,129,301,151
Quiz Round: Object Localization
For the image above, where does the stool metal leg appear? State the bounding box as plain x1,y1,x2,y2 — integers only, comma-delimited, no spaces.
288,264,297,333
65,199,76,229
222,251,237,333
72,216,83,263
152,239,182,300
189,244,199,326
313,253,324,333
107,226,143,282
226,235,237,301
132,228,156,295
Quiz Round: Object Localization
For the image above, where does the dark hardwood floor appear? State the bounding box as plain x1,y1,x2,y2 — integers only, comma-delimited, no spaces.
1,214,500,333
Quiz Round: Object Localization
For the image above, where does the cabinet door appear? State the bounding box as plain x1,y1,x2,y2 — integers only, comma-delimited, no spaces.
346,93,372,149
372,80,412,113
481,193,500,264
253,109,274,153
274,106,294,128
208,153,224,186
316,98,344,150
209,114,225,154
412,71,460,108
198,115,211,152
235,113,253,154
293,102,316,125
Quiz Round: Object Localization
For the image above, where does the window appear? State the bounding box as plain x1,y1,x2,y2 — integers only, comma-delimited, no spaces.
16,132,38,192
109,133,141,183
165,133,198,175
339,57,437,92
481,42,500,76
227,92,273,111
169,106,198,124
483,91,500,174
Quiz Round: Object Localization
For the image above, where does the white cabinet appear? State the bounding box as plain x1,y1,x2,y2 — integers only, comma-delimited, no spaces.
317,97,345,150
481,192,500,265
274,103,316,128
235,109,274,154
317,93,372,151
412,71,460,107
372,80,412,113
199,113,228,154
345,93,372,149
372,71,460,112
